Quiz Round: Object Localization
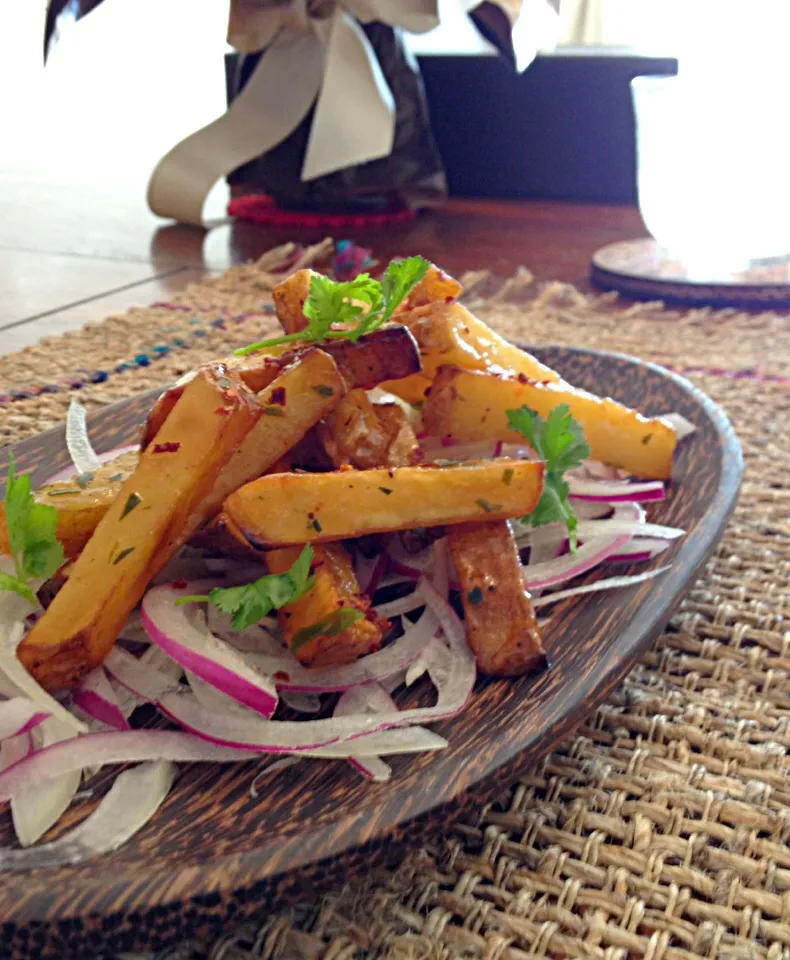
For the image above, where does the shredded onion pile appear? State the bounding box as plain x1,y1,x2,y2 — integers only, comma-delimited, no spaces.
0,408,694,864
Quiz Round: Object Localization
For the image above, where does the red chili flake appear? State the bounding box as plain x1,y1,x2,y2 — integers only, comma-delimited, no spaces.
270,387,287,406
171,580,188,589
440,436,456,448
153,441,181,453
214,406,231,416
517,372,529,384
273,671,291,682
444,296,454,303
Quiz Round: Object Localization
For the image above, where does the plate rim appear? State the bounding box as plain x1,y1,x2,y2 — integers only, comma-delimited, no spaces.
0,344,743,950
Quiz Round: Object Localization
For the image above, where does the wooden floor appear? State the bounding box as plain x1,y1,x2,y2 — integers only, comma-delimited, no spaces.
0,3,650,356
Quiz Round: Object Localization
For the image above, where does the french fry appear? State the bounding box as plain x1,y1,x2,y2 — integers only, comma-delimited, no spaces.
403,301,560,384
17,365,262,690
272,268,319,334
448,521,545,676
378,372,432,406
374,403,422,466
398,263,462,310
318,391,393,469
225,459,544,548
423,366,677,480
0,451,139,561
210,348,346,505
141,326,420,446
265,544,385,667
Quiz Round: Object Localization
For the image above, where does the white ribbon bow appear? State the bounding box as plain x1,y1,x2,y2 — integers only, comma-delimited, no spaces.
147,1,440,226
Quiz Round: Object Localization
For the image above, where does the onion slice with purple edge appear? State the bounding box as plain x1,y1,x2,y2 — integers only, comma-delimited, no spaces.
0,698,50,741
72,667,130,731
0,760,176,870
335,685,400,782
523,533,634,591
0,730,259,799
567,477,666,503
141,582,278,718
533,565,671,608
178,674,447,757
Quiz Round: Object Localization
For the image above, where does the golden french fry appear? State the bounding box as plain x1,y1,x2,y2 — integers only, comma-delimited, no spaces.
423,366,677,480
0,451,139,561
265,544,384,667
449,521,545,676
272,268,319,334
374,403,421,466
318,391,393,470
397,263,463,310
18,365,262,690
225,459,544,548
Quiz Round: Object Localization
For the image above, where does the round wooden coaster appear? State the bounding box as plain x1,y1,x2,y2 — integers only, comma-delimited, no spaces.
591,238,790,308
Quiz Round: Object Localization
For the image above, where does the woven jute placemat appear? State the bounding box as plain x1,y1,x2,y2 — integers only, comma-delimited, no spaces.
2,247,790,960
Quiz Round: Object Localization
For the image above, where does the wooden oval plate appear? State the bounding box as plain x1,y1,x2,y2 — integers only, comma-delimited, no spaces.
0,346,741,959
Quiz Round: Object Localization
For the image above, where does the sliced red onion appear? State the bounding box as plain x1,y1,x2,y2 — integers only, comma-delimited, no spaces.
250,757,301,797
0,760,176,870
141,582,278,718
372,590,424,619
362,552,389,597
1,731,33,768
244,606,440,694
524,534,633,591
10,718,81,847
660,412,696,440
155,686,449,756
0,606,87,735
0,730,258,799
607,538,672,563
104,647,182,702
72,668,130,731
336,684,402,781
533,566,671,608
568,477,666,503
0,698,50,741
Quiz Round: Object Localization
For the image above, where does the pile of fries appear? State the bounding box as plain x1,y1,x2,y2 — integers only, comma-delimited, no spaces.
2,261,677,692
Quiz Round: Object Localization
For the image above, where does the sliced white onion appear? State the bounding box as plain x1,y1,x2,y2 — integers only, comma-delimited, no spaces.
0,760,176,870
0,698,50,741
65,399,103,475
608,538,672,563
11,718,81,847
660,412,696,440
279,691,322,714
1,732,33,768
533,566,671,608
244,606,440,694
0,730,258,799
142,582,278,718
336,684,400,782
71,668,129,731
104,647,182,702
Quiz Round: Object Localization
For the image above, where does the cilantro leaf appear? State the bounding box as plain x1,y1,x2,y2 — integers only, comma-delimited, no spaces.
1,453,65,603
234,256,431,355
176,544,316,631
290,607,365,653
506,404,590,551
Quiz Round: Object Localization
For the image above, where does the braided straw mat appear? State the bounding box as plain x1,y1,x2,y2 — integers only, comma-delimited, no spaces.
2,247,790,960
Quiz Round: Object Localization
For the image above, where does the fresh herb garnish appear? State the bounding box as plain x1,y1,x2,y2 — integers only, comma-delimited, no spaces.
313,384,335,397
121,492,142,518
112,546,136,565
0,454,65,604
176,545,316,631
502,467,514,486
290,607,365,653
378,486,393,495
234,257,430,355
506,403,590,552
467,586,484,606
76,472,94,489
263,406,284,417
475,498,501,513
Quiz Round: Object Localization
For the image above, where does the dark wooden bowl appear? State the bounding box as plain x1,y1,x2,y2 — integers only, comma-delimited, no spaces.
0,346,742,959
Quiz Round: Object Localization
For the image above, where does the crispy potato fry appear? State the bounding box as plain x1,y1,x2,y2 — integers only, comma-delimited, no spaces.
0,451,139,561
141,327,420,447
18,366,262,690
189,512,264,562
374,403,421,466
404,301,560,384
272,268,319,334
423,366,677,480
378,372,432,406
398,263,462,310
448,521,545,676
225,459,544,548
265,544,385,667
211,348,347,505
318,391,393,470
